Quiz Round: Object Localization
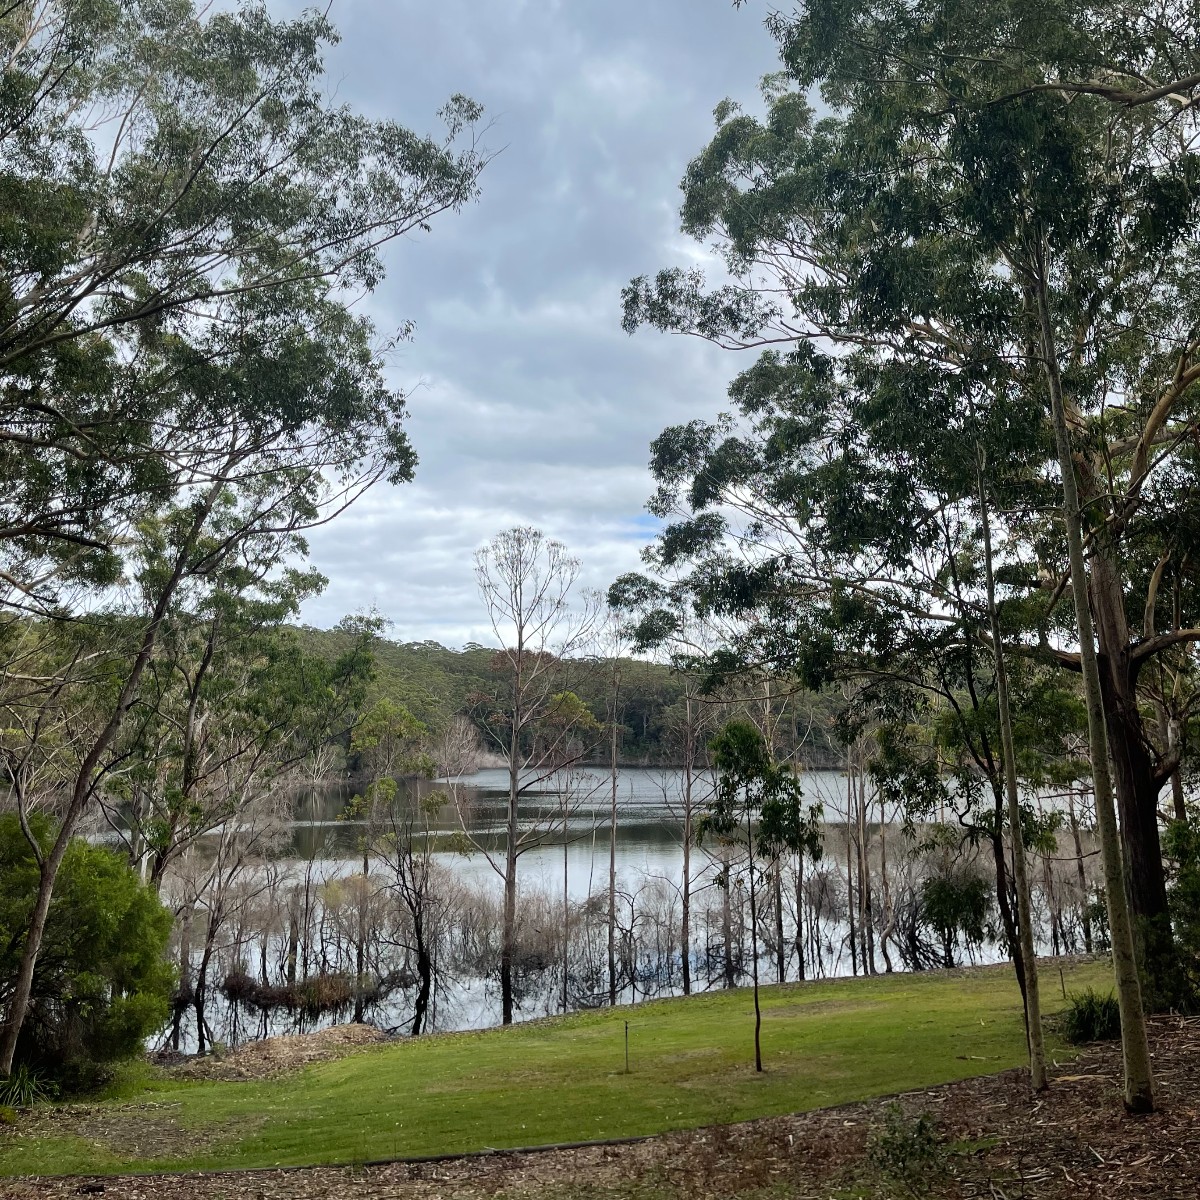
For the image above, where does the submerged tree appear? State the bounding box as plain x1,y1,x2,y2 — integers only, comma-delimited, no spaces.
470,527,600,1024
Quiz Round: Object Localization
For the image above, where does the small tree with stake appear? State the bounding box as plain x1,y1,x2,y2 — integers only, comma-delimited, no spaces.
705,720,822,1072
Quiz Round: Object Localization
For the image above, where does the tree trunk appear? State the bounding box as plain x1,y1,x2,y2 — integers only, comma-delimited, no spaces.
411,911,431,1037
502,770,519,1025
773,859,786,983
977,447,1047,1090
1033,239,1154,1112
855,764,876,975
845,757,857,976
748,814,762,1073
1067,789,1093,954
1090,554,1178,1007
681,701,694,995
172,904,194,1051
794,852,806,981
286,912,299,986
194,922,218,1055
609,698,619,1006
354,848,368,1024
1166,717,1186,823
562,791,569,1014
0,496,213,1077
878,792,896,974
722,846,735,988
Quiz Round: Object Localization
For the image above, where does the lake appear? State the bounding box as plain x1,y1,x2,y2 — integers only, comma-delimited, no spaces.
164,764,1090,1050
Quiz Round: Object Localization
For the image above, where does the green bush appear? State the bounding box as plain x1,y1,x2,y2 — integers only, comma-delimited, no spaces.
0,1063,55,1108
0,814,175,1088
920,863,992,968
1060,988,1121,1044
1164,808,1200,1006
866,1102,948,1198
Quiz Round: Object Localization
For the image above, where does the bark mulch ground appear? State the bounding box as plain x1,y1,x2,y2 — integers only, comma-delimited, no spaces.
2,1016,1196,1199
159,1022,387,1083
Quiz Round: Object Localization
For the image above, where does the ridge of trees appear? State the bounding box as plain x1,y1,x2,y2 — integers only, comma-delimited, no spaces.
293,623,850,770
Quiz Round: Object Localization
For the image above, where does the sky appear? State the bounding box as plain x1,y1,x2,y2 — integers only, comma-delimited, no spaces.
291,0,780,644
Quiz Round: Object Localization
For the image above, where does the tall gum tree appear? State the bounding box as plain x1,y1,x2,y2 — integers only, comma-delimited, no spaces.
0,0,489,612
0,2,488,1076
623,0,1200,1016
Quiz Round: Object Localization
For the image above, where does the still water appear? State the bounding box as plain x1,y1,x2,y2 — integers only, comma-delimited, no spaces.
285,765,863,899
175,766,1017,1046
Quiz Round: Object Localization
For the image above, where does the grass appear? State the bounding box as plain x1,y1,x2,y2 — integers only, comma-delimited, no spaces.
0,959,1111,1177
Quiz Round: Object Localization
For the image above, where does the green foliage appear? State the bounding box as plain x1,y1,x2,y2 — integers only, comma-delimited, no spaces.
0,1,487,606
1084,889,1111,954
1164,809,1200,998
349,696,431,777
623,0,1200,1004
1060,989,1121,1045
0,815,174,1085
122,606,377,888
0,1064,56,1109
298,626,845,767
866,1103,948,1199
706,720,823,861
919,863,992,968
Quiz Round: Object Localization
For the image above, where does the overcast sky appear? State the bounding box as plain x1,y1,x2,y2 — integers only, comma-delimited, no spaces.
292,1,779,644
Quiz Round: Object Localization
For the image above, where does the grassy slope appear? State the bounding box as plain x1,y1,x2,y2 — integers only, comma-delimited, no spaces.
0,960,1111,1176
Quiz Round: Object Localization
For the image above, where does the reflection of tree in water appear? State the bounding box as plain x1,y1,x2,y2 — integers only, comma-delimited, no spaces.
157,769,1102,1054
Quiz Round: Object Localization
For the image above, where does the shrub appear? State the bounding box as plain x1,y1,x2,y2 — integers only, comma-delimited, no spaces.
1164,808,1200,1007
0,1063,56,1108
293,972,354,1021
919,863,993,968
0,814,175,1088
866,1103,948,1198
1061,988,1121,1044
221,968,259,1008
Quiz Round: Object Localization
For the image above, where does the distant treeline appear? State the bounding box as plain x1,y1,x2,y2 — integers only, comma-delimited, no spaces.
294,626,846,769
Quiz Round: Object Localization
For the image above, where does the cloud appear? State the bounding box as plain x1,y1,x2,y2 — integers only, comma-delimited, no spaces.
289,0,780,645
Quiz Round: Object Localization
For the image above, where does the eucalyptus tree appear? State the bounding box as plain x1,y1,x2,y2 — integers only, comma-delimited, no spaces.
619,0,1200,1108
469,527,601,1024
616,311,1052,988
0,269,446,1075
0,0,487,1075
111,583,375,892
779,0,1200,1106
378,716,482,1037
0,0,488,612
343,696,430,1023
608,574,727,994
596,611,631,1006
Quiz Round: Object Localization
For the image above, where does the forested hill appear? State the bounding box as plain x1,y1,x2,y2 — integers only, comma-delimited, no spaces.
293,626,844,768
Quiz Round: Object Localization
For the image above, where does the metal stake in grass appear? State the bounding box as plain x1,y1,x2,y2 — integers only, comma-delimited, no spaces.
624,1020,630,1074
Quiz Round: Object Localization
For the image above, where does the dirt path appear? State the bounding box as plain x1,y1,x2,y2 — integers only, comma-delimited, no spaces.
3,1017,1197,1199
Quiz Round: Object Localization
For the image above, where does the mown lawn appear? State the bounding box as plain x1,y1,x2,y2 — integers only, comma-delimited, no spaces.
0,959,1112,1176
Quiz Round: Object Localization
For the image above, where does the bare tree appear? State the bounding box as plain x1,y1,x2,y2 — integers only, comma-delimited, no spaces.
469,528,600,1024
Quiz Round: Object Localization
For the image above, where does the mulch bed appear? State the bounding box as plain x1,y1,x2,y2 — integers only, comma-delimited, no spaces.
2,1016,1197,1199
160,1022,387,1083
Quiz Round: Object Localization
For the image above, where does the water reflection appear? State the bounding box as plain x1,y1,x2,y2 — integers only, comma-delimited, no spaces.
287,766,856,874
